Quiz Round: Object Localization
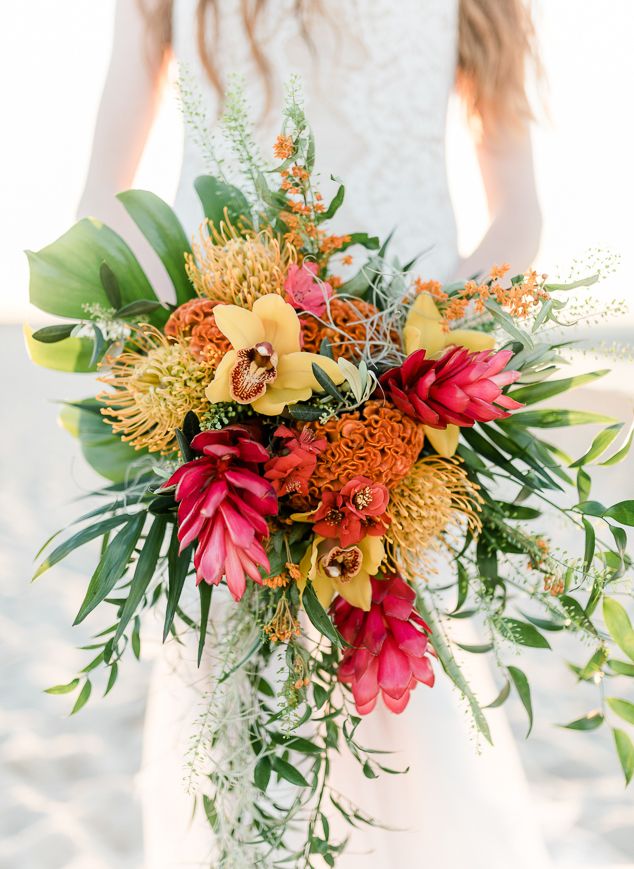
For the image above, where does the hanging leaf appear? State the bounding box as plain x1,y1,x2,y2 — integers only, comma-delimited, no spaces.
501,409,617,429
74,512,146,624
559,594,598,636
576,468,591,503
104,663,119,697
302,583,342,648
508,665,533,736
318,180,345,221
271,756,309,788
560,710,604,731
582,518,596,575
45,679,80,695
607,659,634,677
485,680,511,708
118,189,194,306
33,513,132,580
114,516,168,643
603,501,634,527
607,697,634,725
163,526,193,640
197,582,213,666
600,427,634,466
613,728,634,786
497,617,551,649
570,423,623,468
70,680,92,715
254,757,271,792
603,598,634,662
509,370,609,406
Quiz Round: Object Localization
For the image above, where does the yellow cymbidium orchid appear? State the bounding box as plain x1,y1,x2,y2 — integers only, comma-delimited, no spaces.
404,292,496,458
298,534,385,612
206,294,345,415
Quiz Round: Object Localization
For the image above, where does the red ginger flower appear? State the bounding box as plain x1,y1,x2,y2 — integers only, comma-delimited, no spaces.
164,426,278,601
284,261,333,318
379,346,522,429
332,575,434,714
264,425,327,497
311,476,390,547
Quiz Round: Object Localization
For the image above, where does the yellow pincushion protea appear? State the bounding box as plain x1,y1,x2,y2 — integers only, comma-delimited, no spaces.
385,456,482,581
98,327,215,454
206,294,345,416
186,219,296,308
403,293,496,457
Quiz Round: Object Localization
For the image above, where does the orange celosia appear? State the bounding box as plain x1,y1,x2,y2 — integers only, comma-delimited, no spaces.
296,400,426,507
301,297,400,361
165,298,231,365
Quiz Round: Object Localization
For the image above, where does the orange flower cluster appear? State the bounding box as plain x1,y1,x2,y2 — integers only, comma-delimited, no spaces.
320,234,351,255
413,277,447,302
273,134,294,160
442,265,550,323
165,298,231,366
297,400,426,507
301,297,400,361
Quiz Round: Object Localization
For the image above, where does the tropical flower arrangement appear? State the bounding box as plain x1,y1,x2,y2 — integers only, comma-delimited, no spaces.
27,81,634,866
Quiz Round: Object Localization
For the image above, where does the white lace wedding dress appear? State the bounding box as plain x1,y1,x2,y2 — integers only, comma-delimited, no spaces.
141,2,552,866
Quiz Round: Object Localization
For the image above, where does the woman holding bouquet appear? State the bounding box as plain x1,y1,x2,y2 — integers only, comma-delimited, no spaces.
79,1,547,866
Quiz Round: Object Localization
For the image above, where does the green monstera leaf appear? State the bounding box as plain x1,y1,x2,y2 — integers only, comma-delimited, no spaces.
27,217,160,321
59,398,149,483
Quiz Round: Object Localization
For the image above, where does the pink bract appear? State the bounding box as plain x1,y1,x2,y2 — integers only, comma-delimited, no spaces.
331,575,435,714
379,346,522,428
164,425,278,601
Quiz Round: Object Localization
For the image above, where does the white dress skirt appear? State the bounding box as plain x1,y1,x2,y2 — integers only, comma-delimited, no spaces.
141,2,552,866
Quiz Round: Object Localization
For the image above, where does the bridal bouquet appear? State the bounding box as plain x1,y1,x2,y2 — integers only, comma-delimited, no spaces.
27,82,634,865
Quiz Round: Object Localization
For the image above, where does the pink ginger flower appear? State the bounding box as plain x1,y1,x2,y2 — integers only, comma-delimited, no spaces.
264,425,327,497
164,426,278,600
331,575,434,714
379,346,522,429
284,262,333,317
311,476,390,547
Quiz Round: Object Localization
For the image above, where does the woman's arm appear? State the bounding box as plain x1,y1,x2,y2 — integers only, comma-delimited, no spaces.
78,0,173,292
454,123,542,280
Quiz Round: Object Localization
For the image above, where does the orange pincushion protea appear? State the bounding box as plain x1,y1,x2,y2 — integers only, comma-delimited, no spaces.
297,400,426,507
301,298,400,361
165,298,231,365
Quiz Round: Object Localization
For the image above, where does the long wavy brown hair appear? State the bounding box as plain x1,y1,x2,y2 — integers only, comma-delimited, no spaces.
139,0,538,129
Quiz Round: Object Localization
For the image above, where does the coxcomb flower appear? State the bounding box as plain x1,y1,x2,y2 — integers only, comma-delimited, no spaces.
379,346,522,429
163,426,278,601
331,575,434,714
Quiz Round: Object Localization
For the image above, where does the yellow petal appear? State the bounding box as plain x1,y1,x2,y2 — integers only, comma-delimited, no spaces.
275,352,346,392
423,424,460,457
290,510,315,523
446,329,496,352
408,293,443,322
358,535,385,574
333,573,372,611
403,324,422,356
213,304,264,350
313,572,336,609
205,351,236,403
252,384,313,415
252,294,301,356
404,317,446,356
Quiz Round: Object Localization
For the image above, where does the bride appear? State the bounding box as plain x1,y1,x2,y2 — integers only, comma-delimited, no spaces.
79,1,547,866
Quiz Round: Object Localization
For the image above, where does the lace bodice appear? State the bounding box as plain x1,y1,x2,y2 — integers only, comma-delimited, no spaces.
172,0,460,279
